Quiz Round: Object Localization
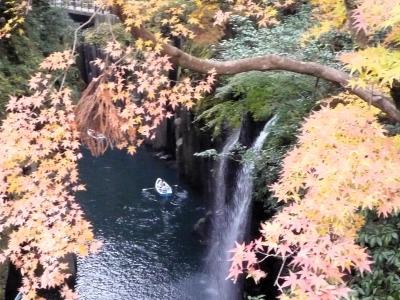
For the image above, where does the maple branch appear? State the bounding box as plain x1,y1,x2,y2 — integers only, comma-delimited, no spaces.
274,256,287,289
130,26,400,122
60,8,99,90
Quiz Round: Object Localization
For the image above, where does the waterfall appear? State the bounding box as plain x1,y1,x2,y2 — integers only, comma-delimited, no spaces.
205,116,278,300
213,130,240,219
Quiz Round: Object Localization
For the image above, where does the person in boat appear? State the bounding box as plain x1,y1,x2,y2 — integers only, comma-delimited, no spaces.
160,180,168,192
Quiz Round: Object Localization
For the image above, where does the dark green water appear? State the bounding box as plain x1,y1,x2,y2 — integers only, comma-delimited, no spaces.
76,149,209,300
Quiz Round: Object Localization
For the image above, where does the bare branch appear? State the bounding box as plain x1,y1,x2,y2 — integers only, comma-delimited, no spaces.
60,8,100,90
129,26,400,122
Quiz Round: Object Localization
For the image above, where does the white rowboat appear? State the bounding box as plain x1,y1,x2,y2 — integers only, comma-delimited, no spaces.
155,178,173,196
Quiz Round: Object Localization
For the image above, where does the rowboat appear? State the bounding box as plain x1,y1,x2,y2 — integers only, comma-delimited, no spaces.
155,178,173,196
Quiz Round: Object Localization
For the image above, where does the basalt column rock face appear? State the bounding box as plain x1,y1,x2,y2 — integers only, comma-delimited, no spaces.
238,112,267,148
175,108,214,193
78,43,104,84
145,116,176,157
172,111,266,195
147,119,170,152
223,113,266,204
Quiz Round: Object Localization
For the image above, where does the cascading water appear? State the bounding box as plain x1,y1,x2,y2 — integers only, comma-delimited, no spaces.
212,130,240,225
206,116,278,300
205,129,239,299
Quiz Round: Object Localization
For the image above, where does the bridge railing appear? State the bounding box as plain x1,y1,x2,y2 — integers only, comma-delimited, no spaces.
49,0,100,13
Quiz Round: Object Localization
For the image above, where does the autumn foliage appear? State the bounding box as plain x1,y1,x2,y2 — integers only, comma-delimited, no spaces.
0,0,29,38
227,0,400,298
0,52,100,299
75,42,215,155
0,0,400,299
228,96,400,299
0,40,215,300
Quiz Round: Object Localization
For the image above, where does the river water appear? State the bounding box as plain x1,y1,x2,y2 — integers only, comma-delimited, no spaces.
76,149,208,300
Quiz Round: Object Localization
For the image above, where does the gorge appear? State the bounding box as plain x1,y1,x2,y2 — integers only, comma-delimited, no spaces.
2,1,400,300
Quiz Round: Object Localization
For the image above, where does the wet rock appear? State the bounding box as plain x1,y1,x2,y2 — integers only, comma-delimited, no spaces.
175,108,214,193
192,211,213,244
5,263,21,300
0,260,8,300
238,112,266,147
78,43,104,84
160,154,172,160
147,119,169,151
154,151,173,161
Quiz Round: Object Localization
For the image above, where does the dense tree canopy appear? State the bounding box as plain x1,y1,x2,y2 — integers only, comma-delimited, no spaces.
0,0,400,299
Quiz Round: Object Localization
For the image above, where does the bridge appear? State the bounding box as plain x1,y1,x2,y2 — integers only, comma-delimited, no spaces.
49,0,115,25
49,0,106,16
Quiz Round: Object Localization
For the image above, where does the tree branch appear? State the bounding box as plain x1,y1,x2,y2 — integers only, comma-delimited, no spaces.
128,25,400,122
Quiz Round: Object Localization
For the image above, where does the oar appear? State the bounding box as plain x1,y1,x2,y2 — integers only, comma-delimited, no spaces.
142,185,179,191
